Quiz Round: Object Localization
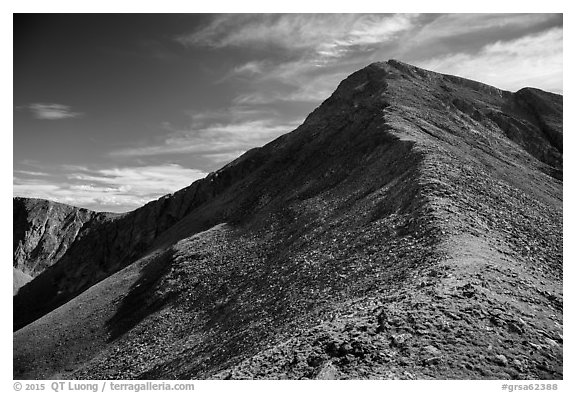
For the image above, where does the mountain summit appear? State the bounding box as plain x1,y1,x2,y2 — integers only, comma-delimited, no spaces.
14,60,562,380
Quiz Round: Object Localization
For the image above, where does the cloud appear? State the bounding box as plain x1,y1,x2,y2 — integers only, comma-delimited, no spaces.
230,61,267,77
231,75,341,104
405,14,556,47
13,164,207,212
111,119,298,159
178,14,417,60
418,27,563,93
14,169,50,177
340,14,417,47
109,97,300,170
177,14,420,106
25,103,83,120
178,14,349,51
234,56,366,104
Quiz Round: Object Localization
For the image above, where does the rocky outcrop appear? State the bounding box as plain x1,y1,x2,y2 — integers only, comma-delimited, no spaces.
12,197,118,277
13,197,98,277
14,60,562,380
12,197,120,296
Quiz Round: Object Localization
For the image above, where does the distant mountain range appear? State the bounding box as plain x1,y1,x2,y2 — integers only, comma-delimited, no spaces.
14,60,562,380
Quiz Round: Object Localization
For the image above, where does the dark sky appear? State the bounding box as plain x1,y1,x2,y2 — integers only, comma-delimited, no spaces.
13,13,563,212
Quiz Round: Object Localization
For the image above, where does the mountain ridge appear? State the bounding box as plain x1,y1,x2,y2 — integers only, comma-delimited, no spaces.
14,60,562,380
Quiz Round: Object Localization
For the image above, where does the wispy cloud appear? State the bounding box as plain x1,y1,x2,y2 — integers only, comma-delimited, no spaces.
403,14,556,49
111,119,298,159
14,169,51,177
418,27,563,93
229,58,359,104
24,103,83,120
13,164,207,212
178,14,416,61
177,14,419,106
230,60,267,77
107,97,301,170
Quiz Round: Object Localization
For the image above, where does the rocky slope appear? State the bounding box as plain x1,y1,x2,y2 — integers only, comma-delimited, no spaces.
13,60,562,380
12,197,116,294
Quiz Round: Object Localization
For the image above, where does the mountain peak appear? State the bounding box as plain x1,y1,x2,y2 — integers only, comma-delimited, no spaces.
323,59,507,108
376,59,507,97
14,62,562,380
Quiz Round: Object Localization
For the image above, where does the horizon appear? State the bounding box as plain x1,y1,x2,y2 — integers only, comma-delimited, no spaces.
13,13,563,212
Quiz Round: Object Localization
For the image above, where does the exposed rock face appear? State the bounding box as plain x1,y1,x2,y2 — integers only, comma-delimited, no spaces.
12,197,117,294
14,197,96,277
14,60,562,380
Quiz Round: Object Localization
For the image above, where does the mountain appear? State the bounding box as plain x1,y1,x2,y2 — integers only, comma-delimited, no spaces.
13,60,562,380
12,197,117,295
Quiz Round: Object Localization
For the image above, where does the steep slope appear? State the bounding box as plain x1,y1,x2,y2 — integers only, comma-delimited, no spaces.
14,197,97,277
12,197,117,294
14,250,159,379
14,60,562,380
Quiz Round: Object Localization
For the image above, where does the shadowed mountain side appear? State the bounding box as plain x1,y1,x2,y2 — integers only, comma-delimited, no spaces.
106,249,176,340
13,251,166,379
14,61,562,380
13,197,115,278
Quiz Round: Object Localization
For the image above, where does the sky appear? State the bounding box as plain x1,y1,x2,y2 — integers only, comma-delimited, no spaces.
13,13,563,213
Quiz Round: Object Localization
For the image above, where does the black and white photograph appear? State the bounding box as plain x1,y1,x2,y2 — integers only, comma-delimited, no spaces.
9,6,567,389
